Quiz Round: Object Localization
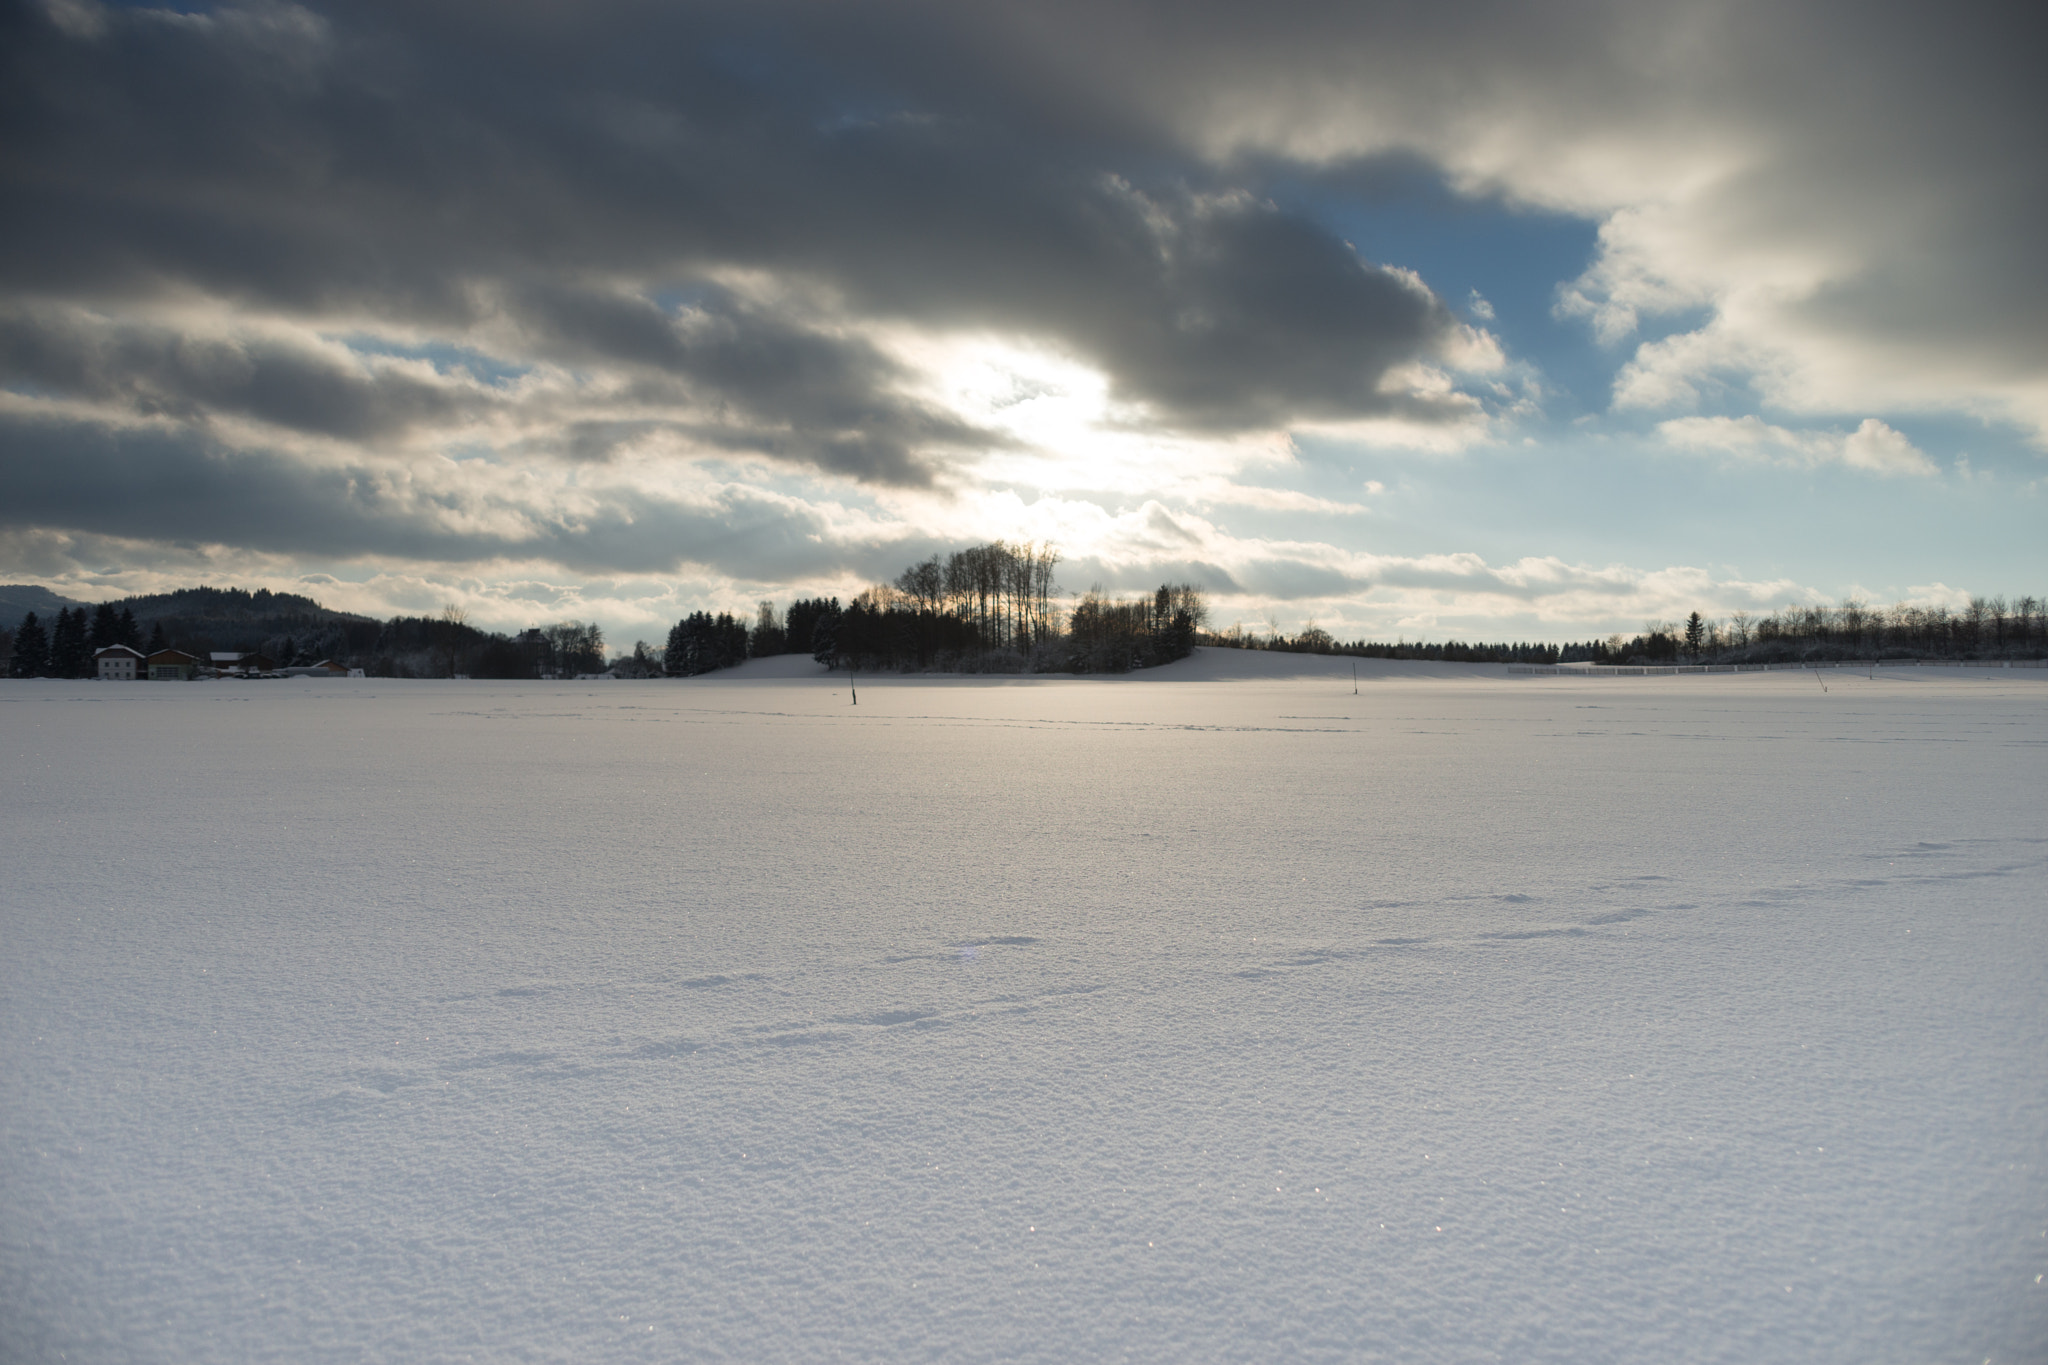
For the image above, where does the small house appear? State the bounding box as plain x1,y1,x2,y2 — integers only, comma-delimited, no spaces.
147,648,199,680
95,644,146,681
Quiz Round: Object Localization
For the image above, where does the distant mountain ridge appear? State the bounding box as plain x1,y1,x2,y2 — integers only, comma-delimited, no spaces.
0,584,93,624
111,586,377,629
3,584,375,629
4,584,379,658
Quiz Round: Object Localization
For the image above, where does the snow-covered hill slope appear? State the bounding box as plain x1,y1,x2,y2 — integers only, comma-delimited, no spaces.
723,644,1502,682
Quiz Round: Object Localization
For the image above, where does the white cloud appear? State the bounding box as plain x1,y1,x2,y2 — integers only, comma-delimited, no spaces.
1021,2,2046,442
1656,415,1936,477
1838,419,1936,477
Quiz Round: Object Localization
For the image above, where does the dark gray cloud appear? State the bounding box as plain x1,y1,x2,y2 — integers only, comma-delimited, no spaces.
0,0,1471,458
0,288,1000,484
0,408,868,579
0,306,472,441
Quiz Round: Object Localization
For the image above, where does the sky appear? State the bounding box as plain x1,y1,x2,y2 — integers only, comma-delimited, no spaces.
1,0,2042,647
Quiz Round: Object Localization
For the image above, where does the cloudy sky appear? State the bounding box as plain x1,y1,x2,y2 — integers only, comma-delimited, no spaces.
2,0,2041,645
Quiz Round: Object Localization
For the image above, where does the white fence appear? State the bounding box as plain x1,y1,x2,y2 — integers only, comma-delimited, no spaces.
1508,659,2048,677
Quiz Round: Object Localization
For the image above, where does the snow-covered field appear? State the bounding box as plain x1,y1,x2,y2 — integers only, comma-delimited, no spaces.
3,651,2043,1363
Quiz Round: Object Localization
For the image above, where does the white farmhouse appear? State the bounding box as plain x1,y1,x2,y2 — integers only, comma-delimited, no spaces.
95,644,146,681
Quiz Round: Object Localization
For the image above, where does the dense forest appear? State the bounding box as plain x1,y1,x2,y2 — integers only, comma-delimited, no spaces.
6,573,2044,680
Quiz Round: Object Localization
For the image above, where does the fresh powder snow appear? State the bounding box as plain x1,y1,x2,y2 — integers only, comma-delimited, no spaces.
2,652,2043,1362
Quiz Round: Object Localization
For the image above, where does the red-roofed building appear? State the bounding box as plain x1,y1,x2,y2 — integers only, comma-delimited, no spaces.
147,648,200,680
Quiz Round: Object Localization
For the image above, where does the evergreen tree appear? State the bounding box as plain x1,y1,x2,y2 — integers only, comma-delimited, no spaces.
659,611,749,676
663,615,691,676
1161,606,1197,662
89,602,120,653
11,612,49,677
117,605,140,648
830,601,879,668
785,597,838,657
809,603,842,668
714,612,749,668
51,608,91,677
146,620,167,654
1684,612,1706,659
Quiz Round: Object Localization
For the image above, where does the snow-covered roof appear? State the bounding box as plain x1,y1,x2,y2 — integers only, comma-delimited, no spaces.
95,645,146,659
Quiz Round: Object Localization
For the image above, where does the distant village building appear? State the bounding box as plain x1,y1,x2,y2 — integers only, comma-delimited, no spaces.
95,644,146,680
147,648,199,680
209,652,277,675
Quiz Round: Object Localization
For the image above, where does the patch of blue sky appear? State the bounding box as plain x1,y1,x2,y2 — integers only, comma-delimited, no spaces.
336,335,532,388
1309,435,2043,601
1902,413,2048,470
1262,161,1609,415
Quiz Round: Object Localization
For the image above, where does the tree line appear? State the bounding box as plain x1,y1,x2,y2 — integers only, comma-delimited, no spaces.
15,573,2039,681
651,542,1206,676
1558,595,2048,664
818,542,1203,674
1192,591,2045,666
1203,619,1561,664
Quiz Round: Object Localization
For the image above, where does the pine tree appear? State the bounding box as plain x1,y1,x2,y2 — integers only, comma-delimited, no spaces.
663,615,691,676
147,620,167,654
11,612,49,677
118,606,140,648
809,604,841,668
784,597,839,657
51,608,90,677
1684,611,1706,659
89,602,120,653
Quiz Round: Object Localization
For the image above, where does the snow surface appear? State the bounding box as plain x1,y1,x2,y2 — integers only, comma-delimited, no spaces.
3,652,2044,1363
